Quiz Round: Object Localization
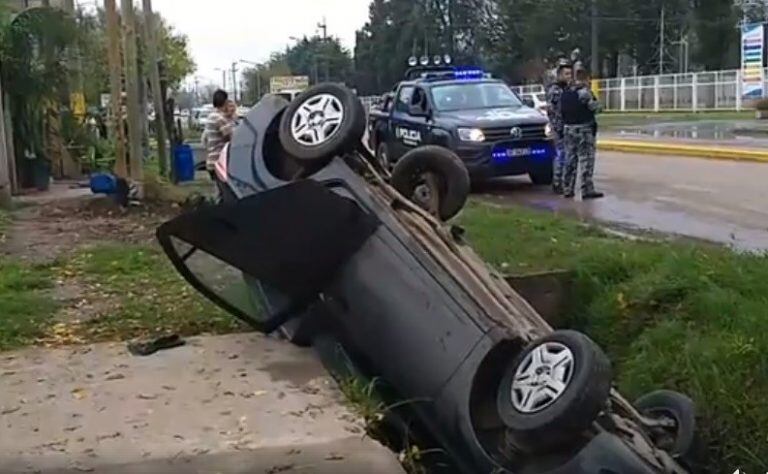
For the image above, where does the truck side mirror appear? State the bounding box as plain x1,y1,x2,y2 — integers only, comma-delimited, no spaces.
522,97,535,108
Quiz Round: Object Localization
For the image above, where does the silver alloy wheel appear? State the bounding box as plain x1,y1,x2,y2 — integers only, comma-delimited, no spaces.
511,342,575,414
290,93,345,147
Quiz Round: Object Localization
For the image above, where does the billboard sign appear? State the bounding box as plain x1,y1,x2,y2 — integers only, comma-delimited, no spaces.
269,75,310,94
741,23,765,99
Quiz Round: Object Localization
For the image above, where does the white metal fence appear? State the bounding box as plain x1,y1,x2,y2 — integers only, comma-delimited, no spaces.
363,68,768,113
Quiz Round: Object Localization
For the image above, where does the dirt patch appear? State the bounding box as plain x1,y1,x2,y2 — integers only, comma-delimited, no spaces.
1,195,178,264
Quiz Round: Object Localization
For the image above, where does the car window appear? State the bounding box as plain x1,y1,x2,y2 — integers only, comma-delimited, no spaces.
396,86,415,113
410,88,428,114
431,82,522,112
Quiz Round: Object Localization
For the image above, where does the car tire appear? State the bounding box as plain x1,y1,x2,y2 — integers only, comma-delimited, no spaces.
634,390,703,470
376,142,392,170
497,330,612,453
529,165,553,186
278,83,366,163
390,145,470,221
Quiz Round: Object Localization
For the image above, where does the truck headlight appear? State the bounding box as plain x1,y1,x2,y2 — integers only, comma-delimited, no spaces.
458,128,486,142
545,123,554,137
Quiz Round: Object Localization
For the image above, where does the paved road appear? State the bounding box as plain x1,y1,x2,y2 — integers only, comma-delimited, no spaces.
477,151,768,252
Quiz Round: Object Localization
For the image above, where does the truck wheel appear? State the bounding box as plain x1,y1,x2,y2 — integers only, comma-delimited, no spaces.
635,390,703,470
376,142,392,170
390,146,470,221
498,330,612,453
529,165,553,186
278,83,366,163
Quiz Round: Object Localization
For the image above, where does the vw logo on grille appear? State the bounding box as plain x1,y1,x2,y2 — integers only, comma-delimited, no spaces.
510,127,523,139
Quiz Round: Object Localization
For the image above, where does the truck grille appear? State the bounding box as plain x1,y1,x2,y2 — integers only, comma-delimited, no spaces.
483,124,547,142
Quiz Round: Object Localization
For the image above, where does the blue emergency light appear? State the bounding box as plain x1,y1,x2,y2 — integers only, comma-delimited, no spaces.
452,67,487,80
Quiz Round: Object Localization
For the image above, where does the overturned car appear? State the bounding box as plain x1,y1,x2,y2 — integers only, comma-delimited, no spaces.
157,84,700,474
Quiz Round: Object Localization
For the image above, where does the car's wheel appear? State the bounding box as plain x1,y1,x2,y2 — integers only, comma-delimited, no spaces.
635,390,703,470
278,83,366,163
498,330,612,453
390,146,470,221
376,142,392,171
529,165,554,186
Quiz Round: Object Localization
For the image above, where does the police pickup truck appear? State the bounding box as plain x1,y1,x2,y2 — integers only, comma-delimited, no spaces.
368,67,555,184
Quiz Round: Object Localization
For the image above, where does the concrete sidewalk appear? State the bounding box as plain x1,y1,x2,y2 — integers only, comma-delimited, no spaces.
0,334,404,474
598,134,768,163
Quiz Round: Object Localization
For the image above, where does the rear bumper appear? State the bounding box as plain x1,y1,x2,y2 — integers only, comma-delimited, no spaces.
455,139,555,180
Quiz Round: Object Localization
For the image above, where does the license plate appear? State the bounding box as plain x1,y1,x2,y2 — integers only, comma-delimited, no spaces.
509,148,532,157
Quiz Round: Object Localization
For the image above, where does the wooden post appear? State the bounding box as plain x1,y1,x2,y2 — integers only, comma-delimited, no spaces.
0,72,11,208
121,0,144,192
142,0,169,177
104,0,127,178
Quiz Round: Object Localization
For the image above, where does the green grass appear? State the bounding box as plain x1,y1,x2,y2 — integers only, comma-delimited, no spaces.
0,259,57,350
66,244,245,342
460,202,768,472
599,110,754,129
0,208,10,242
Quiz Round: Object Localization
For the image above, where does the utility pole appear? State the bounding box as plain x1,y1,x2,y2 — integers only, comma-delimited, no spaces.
590,0,599,76
121,0,144,190
659,6,666,74
231,62,239,102
142,0,169,177
104,0,127,178
317,17,328,40
216,68,227,91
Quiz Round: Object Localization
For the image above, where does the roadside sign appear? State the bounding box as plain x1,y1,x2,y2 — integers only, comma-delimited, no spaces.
741,23,764,99
269,75,310,94
100,93,111,108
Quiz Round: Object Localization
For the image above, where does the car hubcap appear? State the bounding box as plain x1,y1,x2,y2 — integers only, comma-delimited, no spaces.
511,342,574,414
290,94,344,147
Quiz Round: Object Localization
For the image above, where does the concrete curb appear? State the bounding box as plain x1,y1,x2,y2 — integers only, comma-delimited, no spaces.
597,139,768,163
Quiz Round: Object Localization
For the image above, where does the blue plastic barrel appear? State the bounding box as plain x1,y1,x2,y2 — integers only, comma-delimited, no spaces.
173,144,195,183
90,172,117,194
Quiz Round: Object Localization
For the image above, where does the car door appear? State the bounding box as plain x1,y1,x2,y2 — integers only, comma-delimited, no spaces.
156,180,380,334
389,85,424,161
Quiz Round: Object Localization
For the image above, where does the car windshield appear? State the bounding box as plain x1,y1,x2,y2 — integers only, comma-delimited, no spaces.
430,82,522,111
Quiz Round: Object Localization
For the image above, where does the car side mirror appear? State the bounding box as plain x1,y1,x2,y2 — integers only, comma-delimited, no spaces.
522,97,535,108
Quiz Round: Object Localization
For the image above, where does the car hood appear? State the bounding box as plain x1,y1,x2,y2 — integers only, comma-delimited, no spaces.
437,106,548,128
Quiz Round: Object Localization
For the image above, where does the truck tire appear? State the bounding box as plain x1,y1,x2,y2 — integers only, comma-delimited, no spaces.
376,142,392,170
390,146,470,221
278,83,366,163
529,164,554,186
498,330,612,453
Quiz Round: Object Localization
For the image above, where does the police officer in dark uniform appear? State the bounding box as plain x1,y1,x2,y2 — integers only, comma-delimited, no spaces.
560,67,604,200
546,59,573,194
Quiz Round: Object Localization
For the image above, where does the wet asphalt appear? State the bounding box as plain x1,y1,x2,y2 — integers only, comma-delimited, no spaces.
478,150,768,253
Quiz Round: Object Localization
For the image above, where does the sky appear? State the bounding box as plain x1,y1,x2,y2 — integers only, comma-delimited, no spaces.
150,0,371,87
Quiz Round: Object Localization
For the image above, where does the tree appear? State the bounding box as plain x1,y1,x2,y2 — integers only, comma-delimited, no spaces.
240,36,353,103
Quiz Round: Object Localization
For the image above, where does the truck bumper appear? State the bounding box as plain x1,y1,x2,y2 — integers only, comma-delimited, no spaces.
455,140,555,180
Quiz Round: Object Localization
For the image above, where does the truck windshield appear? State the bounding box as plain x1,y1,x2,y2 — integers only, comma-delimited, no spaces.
430,82,522,112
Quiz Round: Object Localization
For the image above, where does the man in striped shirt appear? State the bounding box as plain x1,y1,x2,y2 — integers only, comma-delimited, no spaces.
203,89,235,175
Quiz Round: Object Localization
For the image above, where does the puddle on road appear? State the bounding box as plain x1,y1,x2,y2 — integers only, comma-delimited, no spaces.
614,121,768,145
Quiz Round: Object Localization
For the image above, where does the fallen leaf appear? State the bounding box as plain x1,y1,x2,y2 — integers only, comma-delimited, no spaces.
71,388,87,400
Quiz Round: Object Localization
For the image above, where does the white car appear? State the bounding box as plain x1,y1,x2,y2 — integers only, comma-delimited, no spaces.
522,93,548,115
